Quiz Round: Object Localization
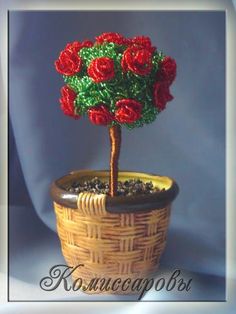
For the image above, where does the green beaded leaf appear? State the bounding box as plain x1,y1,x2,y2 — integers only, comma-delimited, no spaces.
79,42,125,66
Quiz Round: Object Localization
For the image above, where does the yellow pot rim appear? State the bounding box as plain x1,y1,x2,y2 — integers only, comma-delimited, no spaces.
50,170,179,213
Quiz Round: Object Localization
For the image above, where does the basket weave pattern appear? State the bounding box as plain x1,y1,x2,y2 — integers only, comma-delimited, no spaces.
54,192,171,294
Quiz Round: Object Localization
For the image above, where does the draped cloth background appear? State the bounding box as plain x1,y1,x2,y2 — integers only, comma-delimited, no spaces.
9,11,225,301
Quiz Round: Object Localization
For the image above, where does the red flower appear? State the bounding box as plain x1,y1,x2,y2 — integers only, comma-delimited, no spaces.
87,57,115,83
131,36,156,53
121,46,152,76
88,105,114,125
55,40,93,76
153,82,173,111
157,56,177,85
55,49,82,76
115,99,142,123
59,86,80,119
65,40,93,52
95,32,130,45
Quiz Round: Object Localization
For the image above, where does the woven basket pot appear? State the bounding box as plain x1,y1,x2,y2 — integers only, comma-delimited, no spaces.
50,170,179,295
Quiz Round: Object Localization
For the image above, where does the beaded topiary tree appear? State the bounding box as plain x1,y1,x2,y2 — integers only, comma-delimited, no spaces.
55,32,176,197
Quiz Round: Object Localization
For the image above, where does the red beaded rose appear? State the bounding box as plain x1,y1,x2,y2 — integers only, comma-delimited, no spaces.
115,99,142,123
55,49,82,76
59,86,80,119
157,56,177,85
95,32,130,45
121,46,152,76
88,57,115,83
153,82,173,111
131,36,156,53
88,105,114,125
65,40,93,52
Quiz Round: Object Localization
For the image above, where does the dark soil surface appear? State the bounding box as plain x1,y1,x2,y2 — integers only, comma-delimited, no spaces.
65,177,164,196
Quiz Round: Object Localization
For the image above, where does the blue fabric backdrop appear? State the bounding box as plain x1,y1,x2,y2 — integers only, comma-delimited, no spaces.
9,11,225,301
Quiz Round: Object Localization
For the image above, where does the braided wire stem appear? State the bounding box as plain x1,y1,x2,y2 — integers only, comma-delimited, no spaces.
109,125,121,197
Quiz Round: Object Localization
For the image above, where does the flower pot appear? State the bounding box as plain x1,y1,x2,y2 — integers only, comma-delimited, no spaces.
50,170,179,294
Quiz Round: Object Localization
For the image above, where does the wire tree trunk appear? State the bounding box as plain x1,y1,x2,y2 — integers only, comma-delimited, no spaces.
109,125,121,197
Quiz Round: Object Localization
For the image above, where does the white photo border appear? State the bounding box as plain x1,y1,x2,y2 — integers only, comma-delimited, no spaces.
0,0,235,313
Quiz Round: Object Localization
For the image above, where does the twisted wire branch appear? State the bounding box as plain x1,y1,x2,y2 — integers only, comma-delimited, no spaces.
109,125,121,196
